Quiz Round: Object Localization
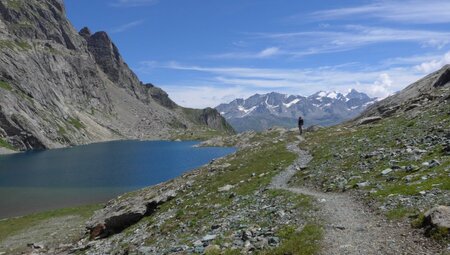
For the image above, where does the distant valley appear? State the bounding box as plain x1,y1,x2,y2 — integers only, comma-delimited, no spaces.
216,90,377,132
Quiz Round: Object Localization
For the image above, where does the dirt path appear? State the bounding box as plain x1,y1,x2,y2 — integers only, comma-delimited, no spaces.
270,139,441,255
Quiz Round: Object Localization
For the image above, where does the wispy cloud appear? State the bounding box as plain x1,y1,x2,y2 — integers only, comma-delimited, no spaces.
110,0,158,7
310,0,450,24
258,26,450,53
110,19,145,33
210,26,450,60
211,47,281,59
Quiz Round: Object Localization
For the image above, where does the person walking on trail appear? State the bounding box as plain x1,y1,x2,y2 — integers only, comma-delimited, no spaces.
298,116,304,135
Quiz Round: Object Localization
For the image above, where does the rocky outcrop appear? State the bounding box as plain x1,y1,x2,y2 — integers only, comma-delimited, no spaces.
87,188,177,239
356,65,450,120
357,116,382,125
0,0,233,151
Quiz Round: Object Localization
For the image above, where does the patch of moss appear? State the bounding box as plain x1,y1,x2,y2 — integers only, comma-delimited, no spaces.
0,40,31,51
5,0,22,10
0,81,12,91
262,224,323,255
0,137,15,150
68,117,85,130
57,124,67,136
15,40,31,50
386,206,417,220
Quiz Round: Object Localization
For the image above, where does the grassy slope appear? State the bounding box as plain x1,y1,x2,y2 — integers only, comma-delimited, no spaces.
0,204,101,253
291,101,449,236
107,130,323,254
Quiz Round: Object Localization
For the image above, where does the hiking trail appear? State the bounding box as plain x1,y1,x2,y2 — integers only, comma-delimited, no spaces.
270,137,441,255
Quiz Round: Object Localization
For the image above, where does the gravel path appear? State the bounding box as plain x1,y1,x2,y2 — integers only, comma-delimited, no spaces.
270,138,442,255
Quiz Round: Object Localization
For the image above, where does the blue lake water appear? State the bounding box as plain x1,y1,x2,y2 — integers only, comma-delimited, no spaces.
0,140,235,219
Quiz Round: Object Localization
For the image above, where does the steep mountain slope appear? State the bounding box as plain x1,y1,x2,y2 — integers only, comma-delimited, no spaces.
356,64,450,120
0,0,233,152
216,90,376,132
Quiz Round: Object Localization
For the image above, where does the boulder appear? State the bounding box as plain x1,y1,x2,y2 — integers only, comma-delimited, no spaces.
218,184,234,192
306,125,323,132
86,186,177,239
423,206,450,230
358,116,382,125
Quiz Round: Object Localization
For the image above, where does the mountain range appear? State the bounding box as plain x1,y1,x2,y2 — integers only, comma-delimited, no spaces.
216,90,377,132
0,0,233,152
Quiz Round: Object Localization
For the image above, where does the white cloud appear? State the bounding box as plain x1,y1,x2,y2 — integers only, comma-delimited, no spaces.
310,0,450,24
365,73,394,98
138,60,430,108
111,0,158,7
415,51,450,73
161,85,254,109
110,20,145,33
258,47,280,57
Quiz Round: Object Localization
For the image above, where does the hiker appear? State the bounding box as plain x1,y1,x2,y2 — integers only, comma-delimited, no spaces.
298,116,304,135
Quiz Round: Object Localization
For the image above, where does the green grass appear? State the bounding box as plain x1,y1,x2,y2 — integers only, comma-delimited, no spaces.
57,124,67,136
0,81,12,91
261,224,323,255
0,137,15,150
386,206,418,220
5,0,22,10
0,203,101,243
0,40,31,51
68,117,85,130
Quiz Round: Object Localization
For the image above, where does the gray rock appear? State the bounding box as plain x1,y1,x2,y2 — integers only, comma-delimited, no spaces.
356,181,370,188
218,184,234,192
424,206,450,230
86,186,177,239
202,234,217,242
358,116,383,125
381,168,393,175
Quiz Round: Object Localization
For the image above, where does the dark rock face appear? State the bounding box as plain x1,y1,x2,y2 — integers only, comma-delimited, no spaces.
0,0,233,151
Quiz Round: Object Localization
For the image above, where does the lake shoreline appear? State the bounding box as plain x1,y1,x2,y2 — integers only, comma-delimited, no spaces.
0,140,236,220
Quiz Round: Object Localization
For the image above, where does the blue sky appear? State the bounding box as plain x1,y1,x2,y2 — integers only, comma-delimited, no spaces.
66,0,450,108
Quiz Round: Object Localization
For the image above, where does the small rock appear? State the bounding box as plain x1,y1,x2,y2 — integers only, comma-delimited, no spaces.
202,234,217,242
381,168,393,175
218,184,234,192
193,240,203,247
356,181,370,188
358,116,382,125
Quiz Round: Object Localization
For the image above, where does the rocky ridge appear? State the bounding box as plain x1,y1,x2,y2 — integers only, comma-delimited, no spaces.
0,0,233,152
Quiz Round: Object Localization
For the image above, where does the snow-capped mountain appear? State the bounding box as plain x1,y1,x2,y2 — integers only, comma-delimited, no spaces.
216,89,377,132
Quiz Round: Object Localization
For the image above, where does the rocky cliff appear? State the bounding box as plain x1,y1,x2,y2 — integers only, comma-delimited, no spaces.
0,0,233,151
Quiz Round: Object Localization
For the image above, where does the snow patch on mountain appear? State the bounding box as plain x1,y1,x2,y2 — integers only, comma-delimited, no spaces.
283,98,300,108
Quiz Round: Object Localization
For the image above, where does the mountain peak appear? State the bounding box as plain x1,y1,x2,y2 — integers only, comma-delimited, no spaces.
216,90,376,132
